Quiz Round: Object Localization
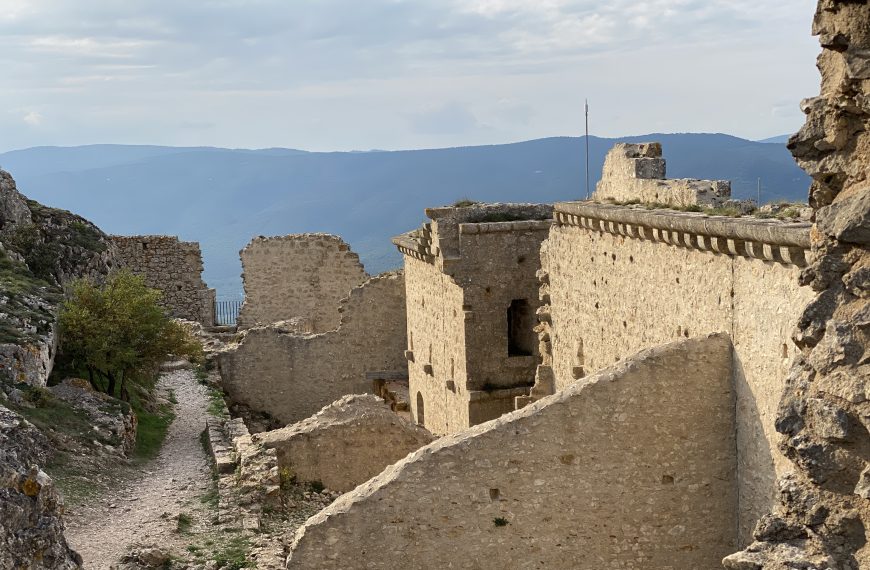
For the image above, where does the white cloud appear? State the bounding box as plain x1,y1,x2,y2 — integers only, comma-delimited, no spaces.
22,111,43,126
0,0,821,151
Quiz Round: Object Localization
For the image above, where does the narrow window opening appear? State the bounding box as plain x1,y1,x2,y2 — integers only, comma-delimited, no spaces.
416,392,425,427
507,299,535,357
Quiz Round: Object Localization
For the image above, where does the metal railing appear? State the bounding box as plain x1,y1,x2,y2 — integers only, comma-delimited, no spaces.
215,299,243,326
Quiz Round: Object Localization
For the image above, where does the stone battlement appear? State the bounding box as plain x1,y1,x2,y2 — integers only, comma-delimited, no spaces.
392,202,552,270
594,142,732,207
555,201,810,266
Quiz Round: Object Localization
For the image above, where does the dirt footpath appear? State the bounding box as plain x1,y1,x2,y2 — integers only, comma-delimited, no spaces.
65,369,213,569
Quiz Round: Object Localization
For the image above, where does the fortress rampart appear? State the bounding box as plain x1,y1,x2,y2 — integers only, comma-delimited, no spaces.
540,200,813,543
111,235,215,326
236,234,367,331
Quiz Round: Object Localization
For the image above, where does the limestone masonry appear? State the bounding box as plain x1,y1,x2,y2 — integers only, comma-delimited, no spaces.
392,203,553,435
219,269,407,426
237,234,368,331
111,235,215,326
288,335,738,569
594,142,732,207
541,199,814,543
257,394,434,492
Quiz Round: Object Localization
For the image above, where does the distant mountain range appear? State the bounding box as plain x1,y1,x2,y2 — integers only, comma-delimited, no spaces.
0,133,809,296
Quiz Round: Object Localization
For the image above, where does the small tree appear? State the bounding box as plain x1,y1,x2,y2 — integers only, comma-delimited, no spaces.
59,270,203,400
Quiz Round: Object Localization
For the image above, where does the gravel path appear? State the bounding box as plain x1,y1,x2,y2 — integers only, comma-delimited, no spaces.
65,369,213,569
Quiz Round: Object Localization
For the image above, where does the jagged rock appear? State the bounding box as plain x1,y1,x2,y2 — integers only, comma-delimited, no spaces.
817,185,870,244
0,169,118,387
50,378,138,456
727,1,870,567
0,404,81,569
0,170,33,230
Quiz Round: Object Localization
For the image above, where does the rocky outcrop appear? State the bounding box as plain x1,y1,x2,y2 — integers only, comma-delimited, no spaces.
0,404,82,569
0,169,118,387
0,171,33,230
50,378,138,456
724,2,870,568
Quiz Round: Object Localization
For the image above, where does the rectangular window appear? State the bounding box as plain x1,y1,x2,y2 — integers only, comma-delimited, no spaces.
507,299,535,357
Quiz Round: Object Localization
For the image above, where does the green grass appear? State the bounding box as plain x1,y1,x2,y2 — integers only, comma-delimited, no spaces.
212,536,253,569
131,392,175,462
206,387,228,418
13,390,98,441
199,428,220,509
451,198,478,207
9,388,119,505
176,512,193,533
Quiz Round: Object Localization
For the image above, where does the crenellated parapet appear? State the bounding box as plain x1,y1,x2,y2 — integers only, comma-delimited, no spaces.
555,201,811,267
392,203,552,274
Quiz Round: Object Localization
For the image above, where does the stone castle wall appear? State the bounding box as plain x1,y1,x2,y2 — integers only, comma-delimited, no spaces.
394,204,553,435
402,256,469,434
288,335,738,569
219,272,407,425
542,202,815,545
110,235,215,326
236,234,367,331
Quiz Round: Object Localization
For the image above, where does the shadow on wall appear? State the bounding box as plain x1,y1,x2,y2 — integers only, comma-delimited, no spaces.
287,334,739,569
732,351,777,546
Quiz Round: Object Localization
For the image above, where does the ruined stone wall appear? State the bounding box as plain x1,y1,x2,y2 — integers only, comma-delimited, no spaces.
257,394,434,492
594,142,732,207
236,234,367,331
288,335,738,569
726,2,870,568
544,203,814,545
111,236,215,326
396,204,552,435
218,272,406,425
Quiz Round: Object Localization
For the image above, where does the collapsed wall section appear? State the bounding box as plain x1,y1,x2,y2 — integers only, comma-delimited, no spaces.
236,234,367,331
218,272,407,425
257,394,434,492
111,235,215,326
542,202,814,545
288,335,737,569
594,142,732,207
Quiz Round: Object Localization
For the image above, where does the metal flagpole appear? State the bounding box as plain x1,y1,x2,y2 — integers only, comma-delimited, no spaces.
585,99,590,200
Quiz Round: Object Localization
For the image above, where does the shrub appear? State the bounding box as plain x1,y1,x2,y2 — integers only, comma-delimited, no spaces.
58,270,203,400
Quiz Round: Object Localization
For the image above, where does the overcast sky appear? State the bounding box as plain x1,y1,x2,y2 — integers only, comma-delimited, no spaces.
0,0,819,153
